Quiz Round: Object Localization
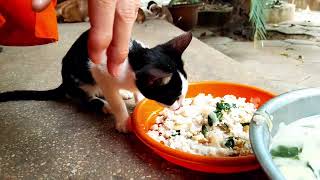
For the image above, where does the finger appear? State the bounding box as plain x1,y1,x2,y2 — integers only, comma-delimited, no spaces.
107,0,140,76
87,0,115,64
32,0,51,12
106,60,119,78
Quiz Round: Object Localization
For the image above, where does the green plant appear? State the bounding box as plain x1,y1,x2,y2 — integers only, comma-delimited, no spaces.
250,0,282,40
169,0,201,6
250,0,267,40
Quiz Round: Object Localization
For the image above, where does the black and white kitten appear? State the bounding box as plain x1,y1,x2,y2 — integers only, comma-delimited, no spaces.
0,30,192,132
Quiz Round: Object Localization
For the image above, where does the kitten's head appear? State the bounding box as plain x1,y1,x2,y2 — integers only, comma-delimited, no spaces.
129,32,192,110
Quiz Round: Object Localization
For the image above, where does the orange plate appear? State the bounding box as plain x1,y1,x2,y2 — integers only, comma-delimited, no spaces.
132,81,276,173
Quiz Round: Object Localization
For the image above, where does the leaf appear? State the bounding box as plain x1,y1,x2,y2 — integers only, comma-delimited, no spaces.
250,0,269,40
216,111,223,121
201,125,208,136
270,145,302,159
216,101,231,112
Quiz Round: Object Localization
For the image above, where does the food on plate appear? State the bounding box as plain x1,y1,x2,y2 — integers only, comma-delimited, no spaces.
147,93,257,157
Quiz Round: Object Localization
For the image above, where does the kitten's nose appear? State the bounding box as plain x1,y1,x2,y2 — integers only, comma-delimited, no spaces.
170,101,181,111
178,95,185,106
170,96,185,111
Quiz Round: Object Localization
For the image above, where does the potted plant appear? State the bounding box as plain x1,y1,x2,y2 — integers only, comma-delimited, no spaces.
167,0,204,31
264,0,295,24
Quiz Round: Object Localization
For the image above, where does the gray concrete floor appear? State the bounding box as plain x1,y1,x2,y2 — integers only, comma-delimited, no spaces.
193,10,320,91
203,38,320,89
0,20,306,179
193,26,320,91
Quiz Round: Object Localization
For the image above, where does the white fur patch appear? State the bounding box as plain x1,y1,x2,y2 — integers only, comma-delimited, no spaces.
169,71,188,110
88,57,107,74
135,40,147,48
179,71,188,98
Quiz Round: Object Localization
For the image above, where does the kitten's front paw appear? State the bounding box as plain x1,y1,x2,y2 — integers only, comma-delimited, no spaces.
115,117,132,133
119,90,134,100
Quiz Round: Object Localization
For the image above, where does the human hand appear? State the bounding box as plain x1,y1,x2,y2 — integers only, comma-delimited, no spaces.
88,0,140,77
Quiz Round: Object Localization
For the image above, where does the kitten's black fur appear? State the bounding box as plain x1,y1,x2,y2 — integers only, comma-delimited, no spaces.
0,30,192,112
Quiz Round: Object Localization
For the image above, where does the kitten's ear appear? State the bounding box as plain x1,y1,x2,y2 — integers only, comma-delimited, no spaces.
147,1,157,10
162,32,193,55
136,67,172,86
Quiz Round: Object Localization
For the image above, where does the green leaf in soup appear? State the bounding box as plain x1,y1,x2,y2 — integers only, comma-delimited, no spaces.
270,145,302,158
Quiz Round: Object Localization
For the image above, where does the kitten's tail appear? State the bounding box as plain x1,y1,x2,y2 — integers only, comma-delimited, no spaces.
0,84,66,102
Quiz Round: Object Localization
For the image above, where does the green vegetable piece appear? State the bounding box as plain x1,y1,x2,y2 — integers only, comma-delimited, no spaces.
270,145,301,158
201,125,208,136
215,111,223,121
216,101,231,112
208,112,218,126
225,137,235,148
232,103,237,108
241,122,250,126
